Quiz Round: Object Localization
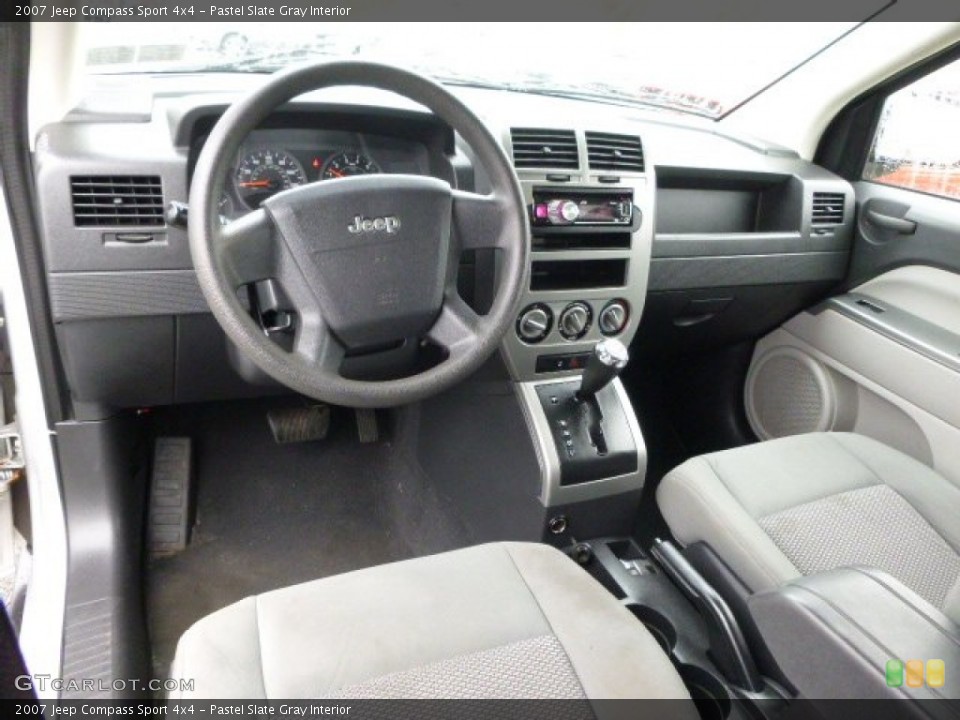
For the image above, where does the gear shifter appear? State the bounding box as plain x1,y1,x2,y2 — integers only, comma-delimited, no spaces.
534,337,638,485
576,339,629,402
536,339,639,485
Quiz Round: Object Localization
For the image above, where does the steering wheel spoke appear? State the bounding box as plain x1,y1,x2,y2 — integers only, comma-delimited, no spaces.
216,209,277,288
294,314,346,374
427,293,483,356
452,190,509,250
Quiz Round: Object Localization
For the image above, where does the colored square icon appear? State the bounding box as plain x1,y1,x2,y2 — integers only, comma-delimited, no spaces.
906,660,924,688
886,659,904,687
927,659,945,688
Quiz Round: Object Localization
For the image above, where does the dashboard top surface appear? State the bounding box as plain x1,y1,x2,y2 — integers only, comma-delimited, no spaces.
57,74,810,177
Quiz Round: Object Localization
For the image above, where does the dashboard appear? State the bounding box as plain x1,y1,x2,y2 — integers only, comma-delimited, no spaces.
215,128,430,219
32,78,855,416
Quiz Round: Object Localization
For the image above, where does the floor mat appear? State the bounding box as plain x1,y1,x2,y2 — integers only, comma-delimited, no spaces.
146,398,469,678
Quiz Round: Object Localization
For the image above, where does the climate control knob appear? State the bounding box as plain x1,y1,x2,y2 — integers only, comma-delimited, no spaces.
599,300,629,336
558,302,592,341
547,199,580,225
516,304,552,344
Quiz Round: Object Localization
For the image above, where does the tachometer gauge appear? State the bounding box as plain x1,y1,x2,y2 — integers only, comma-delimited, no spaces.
235,149,307,208
321,152,381,180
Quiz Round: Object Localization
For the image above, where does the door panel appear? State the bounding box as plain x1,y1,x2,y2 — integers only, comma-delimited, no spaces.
747,275,960,485
748,183,960,483
848,181,960,287
747,260,960,484
747,190,960,482
745,52,960,484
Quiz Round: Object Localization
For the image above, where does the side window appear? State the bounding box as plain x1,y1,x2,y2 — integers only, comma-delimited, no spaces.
863,57,960,201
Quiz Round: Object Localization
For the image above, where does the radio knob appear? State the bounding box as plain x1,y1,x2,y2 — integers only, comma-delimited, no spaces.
558,302,592,340
599,300,629,336
547,199,580,225
517,304,552,344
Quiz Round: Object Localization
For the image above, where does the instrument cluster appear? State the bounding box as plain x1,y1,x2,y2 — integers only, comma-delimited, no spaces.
218,128,427,218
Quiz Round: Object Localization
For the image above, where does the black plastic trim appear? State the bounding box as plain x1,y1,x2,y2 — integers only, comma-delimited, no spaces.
176,102,454,154
650,538,763,692
648,252,848,291
48,271,208,320
56,415,150,698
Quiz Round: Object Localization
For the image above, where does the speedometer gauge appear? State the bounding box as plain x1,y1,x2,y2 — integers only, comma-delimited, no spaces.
322,152,381,180
235,149,307,208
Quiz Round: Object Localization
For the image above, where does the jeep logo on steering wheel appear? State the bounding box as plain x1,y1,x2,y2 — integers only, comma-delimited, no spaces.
348,215,401,234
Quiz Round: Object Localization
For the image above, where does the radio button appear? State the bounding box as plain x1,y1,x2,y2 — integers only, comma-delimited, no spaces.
547,199,581,225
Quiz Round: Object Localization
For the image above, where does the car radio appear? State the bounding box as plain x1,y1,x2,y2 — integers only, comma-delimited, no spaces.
531,188,634,227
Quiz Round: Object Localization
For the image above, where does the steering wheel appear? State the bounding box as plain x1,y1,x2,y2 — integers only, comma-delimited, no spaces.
189,62,529,408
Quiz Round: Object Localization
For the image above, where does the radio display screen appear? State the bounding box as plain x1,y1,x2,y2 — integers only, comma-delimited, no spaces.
531,189,634,226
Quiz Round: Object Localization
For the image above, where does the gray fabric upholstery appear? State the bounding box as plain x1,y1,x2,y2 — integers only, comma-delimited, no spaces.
759,485,960,609
334,635,584,699
657,432,960,623
170,542,692,701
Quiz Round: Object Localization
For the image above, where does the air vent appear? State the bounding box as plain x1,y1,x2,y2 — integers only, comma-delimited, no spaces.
811,192,846,225
586,132,644,172
70,175,164,227
510,128,579,169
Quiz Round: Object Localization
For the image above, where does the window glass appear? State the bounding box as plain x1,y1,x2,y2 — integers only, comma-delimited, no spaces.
864,58,960,200
79,22,855,120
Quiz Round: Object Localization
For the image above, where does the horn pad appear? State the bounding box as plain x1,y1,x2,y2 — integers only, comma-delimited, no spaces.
264,175,452,349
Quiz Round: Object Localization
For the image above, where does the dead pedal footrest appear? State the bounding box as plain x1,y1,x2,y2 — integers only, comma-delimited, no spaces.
148,437,192,558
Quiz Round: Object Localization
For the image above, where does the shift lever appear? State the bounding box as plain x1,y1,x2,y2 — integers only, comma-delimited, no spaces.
576,339,629,401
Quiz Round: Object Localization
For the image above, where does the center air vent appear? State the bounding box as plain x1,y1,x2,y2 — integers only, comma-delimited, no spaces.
70,175,164,227
510,128,579,169
811,192,846,225
586,132,644,172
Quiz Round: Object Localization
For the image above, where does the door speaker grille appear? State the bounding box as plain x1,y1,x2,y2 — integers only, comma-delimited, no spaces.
746,348,835,440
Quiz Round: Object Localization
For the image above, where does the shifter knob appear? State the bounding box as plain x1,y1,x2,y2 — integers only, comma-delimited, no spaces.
577,339,629,401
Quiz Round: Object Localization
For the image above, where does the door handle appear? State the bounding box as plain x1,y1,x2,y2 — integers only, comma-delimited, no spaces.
865,209,917,235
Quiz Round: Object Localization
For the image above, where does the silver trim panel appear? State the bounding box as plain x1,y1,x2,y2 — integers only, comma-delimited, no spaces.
517,376,647,507
825,293,960,375
499,126,654,382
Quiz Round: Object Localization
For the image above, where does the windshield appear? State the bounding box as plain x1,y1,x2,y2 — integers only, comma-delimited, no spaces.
81,22,858,119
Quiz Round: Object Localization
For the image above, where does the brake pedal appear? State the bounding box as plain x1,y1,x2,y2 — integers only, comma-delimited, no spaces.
354,409,379,444
148,437,192,558
267,404,330,444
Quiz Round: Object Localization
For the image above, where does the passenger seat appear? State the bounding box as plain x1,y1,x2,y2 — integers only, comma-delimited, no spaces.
657,432,960,623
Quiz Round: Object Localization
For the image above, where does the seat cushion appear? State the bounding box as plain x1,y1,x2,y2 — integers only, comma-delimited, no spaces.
169,542,692,701
657,432,960,623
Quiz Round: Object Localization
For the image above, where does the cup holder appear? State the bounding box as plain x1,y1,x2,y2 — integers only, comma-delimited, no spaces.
624,603,677,654
677,664,732,720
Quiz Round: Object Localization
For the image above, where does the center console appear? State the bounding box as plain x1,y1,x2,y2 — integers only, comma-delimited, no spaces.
500,128,654,381
499,127,655,519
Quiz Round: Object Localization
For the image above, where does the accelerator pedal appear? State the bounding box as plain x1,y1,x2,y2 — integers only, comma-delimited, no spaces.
148,437,192,558
267,404,331,444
